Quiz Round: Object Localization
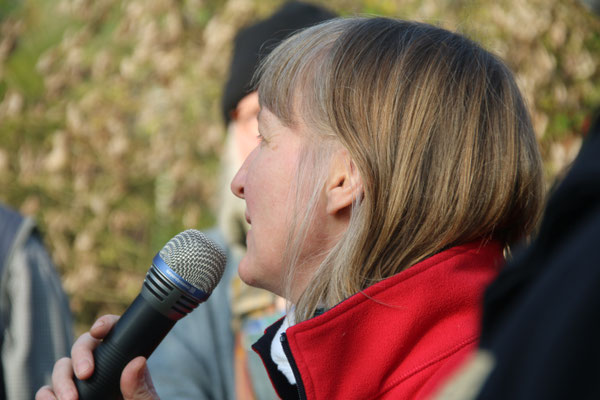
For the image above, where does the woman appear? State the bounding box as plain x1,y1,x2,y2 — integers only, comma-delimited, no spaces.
37,17,544,400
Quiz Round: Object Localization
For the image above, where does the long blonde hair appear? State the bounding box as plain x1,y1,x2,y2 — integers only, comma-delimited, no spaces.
256,17,544,322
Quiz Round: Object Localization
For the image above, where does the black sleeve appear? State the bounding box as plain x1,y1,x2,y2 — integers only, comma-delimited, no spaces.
476,116,600,400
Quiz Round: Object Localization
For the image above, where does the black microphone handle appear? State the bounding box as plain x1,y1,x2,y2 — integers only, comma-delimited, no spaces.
74,294,176,400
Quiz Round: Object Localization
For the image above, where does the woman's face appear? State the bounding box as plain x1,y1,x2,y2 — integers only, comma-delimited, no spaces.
231,108,310,298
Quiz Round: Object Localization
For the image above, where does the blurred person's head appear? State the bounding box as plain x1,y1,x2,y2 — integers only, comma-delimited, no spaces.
231,17,546,322
217,1,336,249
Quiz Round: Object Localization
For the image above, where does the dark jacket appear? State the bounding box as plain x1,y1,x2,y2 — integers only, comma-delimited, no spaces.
472,116,600,399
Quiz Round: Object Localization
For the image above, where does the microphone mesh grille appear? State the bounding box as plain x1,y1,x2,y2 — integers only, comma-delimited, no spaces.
159,230,227,294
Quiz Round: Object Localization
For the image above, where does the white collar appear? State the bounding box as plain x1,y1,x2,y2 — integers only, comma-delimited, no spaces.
270,313,296,384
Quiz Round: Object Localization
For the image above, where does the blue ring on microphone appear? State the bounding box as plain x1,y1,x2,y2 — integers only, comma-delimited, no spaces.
152,254,210,302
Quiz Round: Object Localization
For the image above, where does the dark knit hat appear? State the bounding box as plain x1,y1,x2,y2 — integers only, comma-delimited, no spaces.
222,1,336,124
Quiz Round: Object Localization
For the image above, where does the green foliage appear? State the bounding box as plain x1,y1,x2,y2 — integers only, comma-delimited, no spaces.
2,0,72,99
0,0,21,20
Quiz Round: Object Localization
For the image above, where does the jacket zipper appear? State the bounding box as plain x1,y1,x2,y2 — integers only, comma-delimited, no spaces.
280,332,307,400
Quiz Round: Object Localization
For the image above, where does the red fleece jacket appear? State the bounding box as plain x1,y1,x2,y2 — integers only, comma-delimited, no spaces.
253,240,503,399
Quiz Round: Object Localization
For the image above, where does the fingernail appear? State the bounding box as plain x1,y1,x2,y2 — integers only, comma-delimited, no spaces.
137,359,148,389
138,360,146,379
76,359,91,376
91,319,105,330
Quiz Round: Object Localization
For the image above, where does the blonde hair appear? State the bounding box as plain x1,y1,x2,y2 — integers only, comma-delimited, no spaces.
256,17,544,322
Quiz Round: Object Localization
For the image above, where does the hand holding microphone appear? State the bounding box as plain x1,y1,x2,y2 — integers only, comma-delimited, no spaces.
35,230,226,400
38,315,157,400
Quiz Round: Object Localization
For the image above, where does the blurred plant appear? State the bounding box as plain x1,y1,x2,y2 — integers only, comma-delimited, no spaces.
1,0,599,332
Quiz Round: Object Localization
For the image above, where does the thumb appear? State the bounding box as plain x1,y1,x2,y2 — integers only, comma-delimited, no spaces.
120,357,160,400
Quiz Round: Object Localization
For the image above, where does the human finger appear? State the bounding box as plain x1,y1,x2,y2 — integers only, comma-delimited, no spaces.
71,314,120,379
71,331,102,380
89,314,120,339
35,385,57,400
120,357,160,400
50,357,79,400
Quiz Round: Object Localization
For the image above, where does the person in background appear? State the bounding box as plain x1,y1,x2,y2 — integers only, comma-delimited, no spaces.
0,203,73,400
38,15,545,400
146,3,335,399
475,112,600,398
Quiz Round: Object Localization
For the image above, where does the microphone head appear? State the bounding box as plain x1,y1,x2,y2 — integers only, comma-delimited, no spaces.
158,229,226,294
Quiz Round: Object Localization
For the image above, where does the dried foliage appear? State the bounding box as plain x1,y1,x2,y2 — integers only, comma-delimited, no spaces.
1,0,599,332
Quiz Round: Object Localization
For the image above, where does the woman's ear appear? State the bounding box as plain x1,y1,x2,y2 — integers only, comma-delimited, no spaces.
325,149,363,216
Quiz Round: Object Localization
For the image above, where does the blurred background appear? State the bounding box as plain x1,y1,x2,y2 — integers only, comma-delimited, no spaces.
0,0,599,334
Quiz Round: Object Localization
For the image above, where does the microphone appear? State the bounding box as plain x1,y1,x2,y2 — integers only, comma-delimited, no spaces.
74,229,227,400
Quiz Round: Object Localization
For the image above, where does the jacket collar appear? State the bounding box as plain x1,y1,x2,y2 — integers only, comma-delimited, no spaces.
253,240,503,399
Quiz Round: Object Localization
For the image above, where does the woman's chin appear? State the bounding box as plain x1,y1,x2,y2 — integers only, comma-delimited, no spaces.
237,258,282,295
237,259,261,288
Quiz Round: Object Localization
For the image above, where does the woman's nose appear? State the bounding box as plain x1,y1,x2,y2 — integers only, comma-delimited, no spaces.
231,156,249,199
